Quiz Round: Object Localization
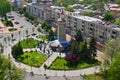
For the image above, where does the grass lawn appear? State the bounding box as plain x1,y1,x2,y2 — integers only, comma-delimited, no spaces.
20,38,40,48
37,35,48,41
20,51,47,67
8,28,17,32
49,57,100,70
84,72,105,80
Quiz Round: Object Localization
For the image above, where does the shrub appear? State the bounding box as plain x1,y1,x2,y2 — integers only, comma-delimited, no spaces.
115,20,120,25
65,53,79,64
2,20,13,27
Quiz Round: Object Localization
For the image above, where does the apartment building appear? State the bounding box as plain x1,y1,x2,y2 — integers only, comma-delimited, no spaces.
26,4,120,50
26,3,53,23
52,9,120,43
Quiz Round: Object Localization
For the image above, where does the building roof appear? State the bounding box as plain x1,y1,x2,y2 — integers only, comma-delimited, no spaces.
49,40,69,48
73,15,102,22
112,27,120,31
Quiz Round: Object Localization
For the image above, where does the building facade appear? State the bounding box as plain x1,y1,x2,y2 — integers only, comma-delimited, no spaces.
26,4,120,50
26,3,53,23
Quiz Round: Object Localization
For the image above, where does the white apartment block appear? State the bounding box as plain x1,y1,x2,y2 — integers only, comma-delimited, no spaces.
26,4,120,50
26,3,53,23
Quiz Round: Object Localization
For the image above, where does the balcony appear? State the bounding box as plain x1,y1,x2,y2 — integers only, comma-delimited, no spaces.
111,34,117,38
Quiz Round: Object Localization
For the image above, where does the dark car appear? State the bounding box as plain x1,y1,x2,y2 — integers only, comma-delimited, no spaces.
7,16,14,18
26,18,29,21
14,21,19,25
20,26,23,28
12,39,16,41
31,33,37,36
11,18,14,20
25,35,30,37
0,35,3,38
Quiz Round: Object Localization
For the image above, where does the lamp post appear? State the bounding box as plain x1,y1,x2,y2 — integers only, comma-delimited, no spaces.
47,50,50,66
64,63,65,77
18,31,21,41
8,54,11,80
43,64,47,76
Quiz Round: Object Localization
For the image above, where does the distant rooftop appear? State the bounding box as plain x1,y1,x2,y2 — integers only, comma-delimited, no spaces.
51,6,64,9
27,3,51,10
73,15,102,22
108,4,119,7
112,27,120,31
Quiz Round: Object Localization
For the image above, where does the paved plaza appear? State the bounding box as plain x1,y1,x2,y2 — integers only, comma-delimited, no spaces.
0,11,103,80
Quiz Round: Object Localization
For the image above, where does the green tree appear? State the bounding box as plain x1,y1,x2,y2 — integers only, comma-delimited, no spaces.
65,7,74,12
33,19,38,24
0,0,11,18
103,13,114,21
69,40,79,54
115,0,120,5
75,30,83,43
107,53,120,80
115,20,120,25
89,37,97,59
41,22,51,32
41,22,46,29
103,39,120,66
48,30,54,41
18,8,24,14
11,42,24,59
83,11,94,17
79,41,89,59
0,55,25,80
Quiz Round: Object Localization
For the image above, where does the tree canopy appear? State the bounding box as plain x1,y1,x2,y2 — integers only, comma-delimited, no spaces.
74,30,83,43
107,53,120,80
12,42,24,60
89,37,97,59
103,39,120,66
0,0,11,17
0,55,25,80
103,13,114,21
115,0,120,5
115,20,120,25
101,39,120,80
41,22,51,32
65,7,74,12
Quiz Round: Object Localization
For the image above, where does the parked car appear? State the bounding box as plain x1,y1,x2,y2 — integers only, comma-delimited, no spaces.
31,33,37,36
0,35,3,38
12,39,16,41
14,21,19,25
11,18,14,20
7,16,14,18
20,26,23,28
25,35,30,37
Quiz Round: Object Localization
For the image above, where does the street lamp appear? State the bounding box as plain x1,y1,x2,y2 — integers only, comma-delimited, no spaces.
18,31,21,41
64,63,65,77
8,54,12,80
43,64,47,76
47,50,50,66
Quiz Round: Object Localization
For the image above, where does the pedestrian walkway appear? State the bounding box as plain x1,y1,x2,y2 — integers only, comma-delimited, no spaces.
2,35,103,77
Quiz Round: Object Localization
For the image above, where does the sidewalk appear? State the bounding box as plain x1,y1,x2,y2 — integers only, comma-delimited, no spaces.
2,36,102,77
